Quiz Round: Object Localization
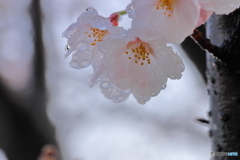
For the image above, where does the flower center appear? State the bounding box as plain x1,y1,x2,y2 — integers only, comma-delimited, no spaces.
85,28,109,45
125,38,154,65
156,0,176,17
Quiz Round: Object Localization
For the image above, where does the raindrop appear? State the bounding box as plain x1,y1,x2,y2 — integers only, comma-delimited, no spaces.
143,97,150,101
118,96,123,101
123,89,131,95
78,42,87,51
170,75,175,79
81,60,90,68
177,63,185,72
162,83,167,90
70,61,79,68
126,3,134,15
72,55,79,60
95,79,99,83
102,82,110,89
151,92,156,96
65,45,70,52
86,7,93,11
98,45,107,54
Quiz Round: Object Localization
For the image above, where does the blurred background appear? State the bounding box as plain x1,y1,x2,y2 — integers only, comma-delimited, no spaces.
0,0,210,160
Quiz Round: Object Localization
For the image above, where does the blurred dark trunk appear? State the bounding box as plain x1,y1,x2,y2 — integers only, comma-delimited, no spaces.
206,9,240,159
0,0,56,160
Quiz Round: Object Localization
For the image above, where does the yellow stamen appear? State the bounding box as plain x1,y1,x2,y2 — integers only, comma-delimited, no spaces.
85,28,109,45
156,0,176,17
125,37,154,66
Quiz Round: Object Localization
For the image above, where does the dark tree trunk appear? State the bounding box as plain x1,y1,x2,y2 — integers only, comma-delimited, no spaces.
206,9,240,159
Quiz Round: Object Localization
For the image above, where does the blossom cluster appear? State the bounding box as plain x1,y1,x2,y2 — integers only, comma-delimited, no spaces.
62,0,240,104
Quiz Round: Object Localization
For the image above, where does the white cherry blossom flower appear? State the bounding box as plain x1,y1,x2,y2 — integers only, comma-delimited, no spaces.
198,0,240,15
127,0,201,43
62,7,118,71
97,30,185,104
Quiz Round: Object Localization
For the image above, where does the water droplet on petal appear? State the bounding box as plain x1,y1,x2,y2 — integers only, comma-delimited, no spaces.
70,61,79,68
123,89,131,95
78,42,87,51
126,3,135,18
102,82,110,89
116,92,121,96
147,64,151,69
81,60,90,67
98,45,108,54
162,83,167,90
86,7,93,11
150,72,155,76
118,96,123,101
65,45,70,52
170,75,175,79
151,92,156,96
177,63,185,72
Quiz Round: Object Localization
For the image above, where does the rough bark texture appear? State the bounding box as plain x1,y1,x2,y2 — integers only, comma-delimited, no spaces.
206,9,240,160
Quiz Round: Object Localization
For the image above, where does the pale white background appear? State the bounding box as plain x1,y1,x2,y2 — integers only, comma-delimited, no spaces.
0,0,210,160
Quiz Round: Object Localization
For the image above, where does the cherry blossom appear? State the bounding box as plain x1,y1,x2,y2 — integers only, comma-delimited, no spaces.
62,7,118,71
127,0,201,43
198,0,240,15
97,30,185,104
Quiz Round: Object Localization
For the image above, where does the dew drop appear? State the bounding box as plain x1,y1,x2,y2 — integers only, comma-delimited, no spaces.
70,61,79,68
123,89,131,95
143,97,150,101
84,51,91,56
151,92,156,96
177,63,185,72
65,45,70,52
118,96,123,101
86,7,93,11
116,92,121,96
150,72,155,77
72,55,80,60
170,75,175,79
162,83,167,90
126,3,135,18
78,42,87,51
81,60,90,67
146,64,151,69
95,79,99,83
98,45,107,54
102,82,110,89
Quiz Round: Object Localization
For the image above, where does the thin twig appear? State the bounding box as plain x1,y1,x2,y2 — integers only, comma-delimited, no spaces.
191,29,221,58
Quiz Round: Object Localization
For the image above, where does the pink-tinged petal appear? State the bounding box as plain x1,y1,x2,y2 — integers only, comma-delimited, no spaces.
131,91,151,105
99,77,131,103
130,0,200,43
197,9,213,27
154,45,184,79
199,0,240,15
105,48,133,89
69,49,91,69
132,58,168,98
127,59,143,88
